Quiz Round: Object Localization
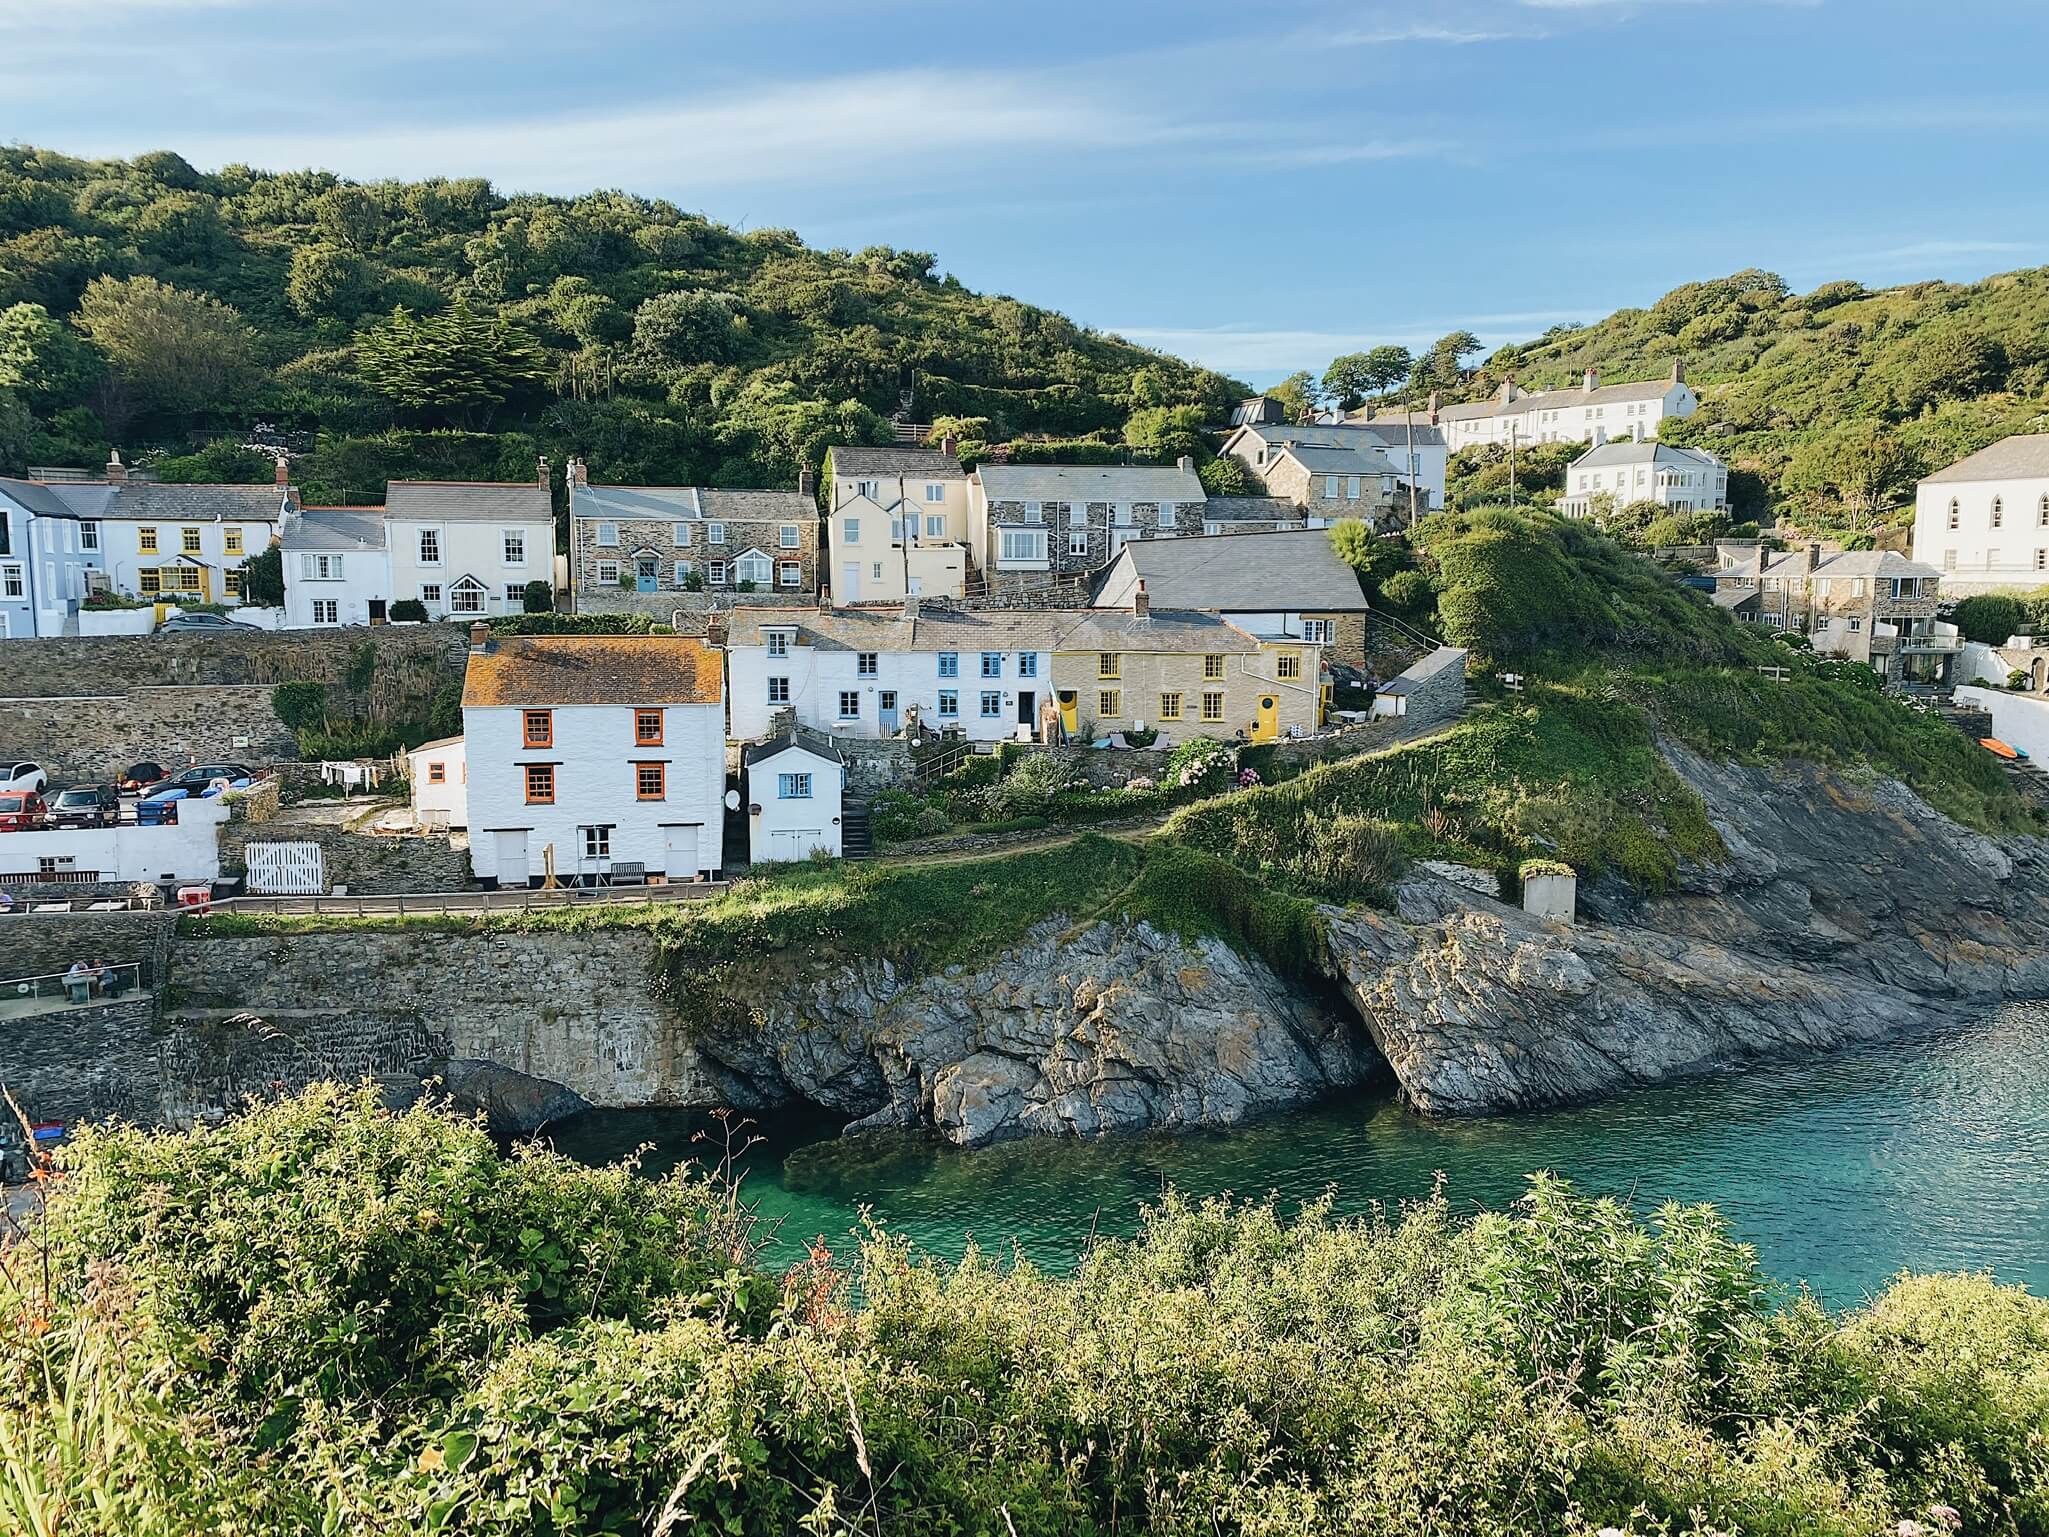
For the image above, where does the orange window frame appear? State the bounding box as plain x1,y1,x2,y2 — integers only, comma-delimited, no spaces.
427,762,446,784
522,710,553,748
635,762,665,800
634,708,663,746
524,763,555,805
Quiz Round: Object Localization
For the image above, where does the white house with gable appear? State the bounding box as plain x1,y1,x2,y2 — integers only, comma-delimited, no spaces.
744,729,845,863
282,505,392,627
1911,434,2049,593
1437,361,1697,451
460,628,725,886
406,735,467,829
1558,440,1728,518
726,600,1057,743
386,470,555,619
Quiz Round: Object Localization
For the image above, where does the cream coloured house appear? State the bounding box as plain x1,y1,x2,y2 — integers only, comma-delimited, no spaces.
825,444,970,602
1558,440,1728,518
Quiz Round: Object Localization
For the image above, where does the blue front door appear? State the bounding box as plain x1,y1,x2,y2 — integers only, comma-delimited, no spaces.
635,558,658,593
879,691,898,733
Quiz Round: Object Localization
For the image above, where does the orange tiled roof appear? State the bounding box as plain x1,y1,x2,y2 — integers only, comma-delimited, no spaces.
461,635,721,709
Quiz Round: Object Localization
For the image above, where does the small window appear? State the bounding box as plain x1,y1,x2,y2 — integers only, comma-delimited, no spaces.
504,530,526,564
707,522,727,544
1158,691,1183,721
524,763,555,804
79,520,99,551
1323,476,1340,499
1069,530,1089,556
871,563,883,580
1993,497,2005,529
1814,615,1832,632
708,560,727,585
767,630,791,658
139,569,162,595
844,517,860,545
855,479,879,500
422,584,441,603
1276,652,1301,680
768,676,790,704
838,690,861,718
2035,549,2046,571
582,824,611,860
427,762,446,784
778,772,813,799
2039,496,2048,528
635,762,665,800
1017,653,1038,677
224,570,244,598
778,561,801,588
223,527,244,555
924,514,945,539
1203,654,1225,681
938,652,959,678
1303,619,1333,645
980,691,1002,717
1201,691,1225,723
857,652,878,677
596,560,621,585
780,524,800,549
1098,652,1120,680
1948,499,1960,531
595,521,619,547
504,584,524,604
673,523,694,545
419,528,441,564
523,710,552,748
1098,689,1121,718
635,709,663,746
981,652,1002,677
938,689,959,717
672,561,691,587
181,526,202,554
311,598,337,624
925,482,945,502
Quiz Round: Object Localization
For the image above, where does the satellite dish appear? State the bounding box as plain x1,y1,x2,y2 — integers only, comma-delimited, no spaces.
724,789,741,810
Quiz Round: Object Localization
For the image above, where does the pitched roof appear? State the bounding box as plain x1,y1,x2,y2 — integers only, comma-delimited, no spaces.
975,463,1206,504
725,603,1258,654
1094,528,1368,612
406,734,464,756
461,635,722,709
1448,375,1681,424
1266,419,1448,450
743,725,844,767
1920,434,2049,485
0,477,80,517
1051,608,1260,654
283,506,387,552
1201,496,1304,524
45,481,293,522
1228,397,1286,427
1569,440,1724,471
1271,442,1402,477
569,483,816,524
386,481,554,523
1715,542,1942,583
828,446,966,480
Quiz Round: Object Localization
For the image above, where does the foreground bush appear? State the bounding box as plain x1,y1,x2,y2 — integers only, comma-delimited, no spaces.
4,1091,2046,1535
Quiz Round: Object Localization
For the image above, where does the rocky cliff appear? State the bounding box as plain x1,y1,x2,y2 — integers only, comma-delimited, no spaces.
1321,745,2049,1114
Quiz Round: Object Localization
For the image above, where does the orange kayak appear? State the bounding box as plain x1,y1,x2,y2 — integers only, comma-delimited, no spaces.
1981,738,2020,759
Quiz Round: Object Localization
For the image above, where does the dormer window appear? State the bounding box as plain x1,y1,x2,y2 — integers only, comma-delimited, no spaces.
766,629,792,657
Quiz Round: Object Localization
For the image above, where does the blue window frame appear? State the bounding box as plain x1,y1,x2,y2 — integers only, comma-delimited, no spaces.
980,691,1002,718
938,651,959,678
777,772,812,799
938,689,959,717
980,652,1001,677
1017,652,1038,677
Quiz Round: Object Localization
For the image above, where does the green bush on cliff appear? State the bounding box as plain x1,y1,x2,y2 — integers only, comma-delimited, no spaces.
7,1090,2048,1535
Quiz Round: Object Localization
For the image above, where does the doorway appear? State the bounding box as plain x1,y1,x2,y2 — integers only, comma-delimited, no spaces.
493,829,531,887
878,690,899,733
1017,690,1035,727
663,825,701,881
635,557,659,593
1252,694,1279,742
368,598,387,624
841,561,860,602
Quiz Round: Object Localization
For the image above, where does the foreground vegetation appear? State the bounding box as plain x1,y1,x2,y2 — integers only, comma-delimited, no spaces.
4,1087,2046,1535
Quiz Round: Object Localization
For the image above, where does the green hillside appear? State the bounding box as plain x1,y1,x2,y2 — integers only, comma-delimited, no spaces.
1452,266,2049,534
0,146,1243,502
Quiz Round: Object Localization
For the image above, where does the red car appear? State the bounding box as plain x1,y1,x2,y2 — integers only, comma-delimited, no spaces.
0,791,48,831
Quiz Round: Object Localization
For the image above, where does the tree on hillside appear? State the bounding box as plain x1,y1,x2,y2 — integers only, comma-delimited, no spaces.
631,289,746,371
1122,404,1205,460
0,301,101,409
72,274,258,434
1900,322,2007,409
1416,330,1482,390
0,388,30,475
355,300,550,426
1320,344,1414,407
1270,370,1318,422
287,244,383,324
1782,421,1920,529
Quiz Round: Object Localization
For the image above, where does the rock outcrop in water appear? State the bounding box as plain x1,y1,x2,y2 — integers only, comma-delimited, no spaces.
1320,745,2049,1114
689,917,1371,1146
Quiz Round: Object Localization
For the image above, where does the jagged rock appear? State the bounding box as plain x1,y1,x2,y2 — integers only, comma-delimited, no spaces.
440,1059,590,1136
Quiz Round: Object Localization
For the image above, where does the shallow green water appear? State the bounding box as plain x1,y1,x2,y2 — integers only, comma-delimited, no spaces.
548,1002,2049,1307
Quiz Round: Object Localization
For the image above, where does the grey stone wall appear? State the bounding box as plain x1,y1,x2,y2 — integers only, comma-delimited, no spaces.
0,624,468,696
0,909,173,982
0,686,298,779
838,738,915,795
1,995,164,1126
570,515,819,613
217,820,472,895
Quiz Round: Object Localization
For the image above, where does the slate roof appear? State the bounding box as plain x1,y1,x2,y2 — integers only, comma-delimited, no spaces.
1201,496,1304,524
725,604,1257,654
1448,375,1681,423
1342,416,1449,449
570,484,816,524
283,506,387,552
828,446,966,480
1272,442,1402,477
461,635,722,708
1094,529,1368,612
1263,420,1448,450
1051,609,1260,654
406,734,464,755
1378,646,1467,695
44,481,293,522
0,477,80,516
975,463,1205,504
743,725,845,768
1569,441,1723,471
386,481,554,523
1714,542,1941,583
1920,434,2049,484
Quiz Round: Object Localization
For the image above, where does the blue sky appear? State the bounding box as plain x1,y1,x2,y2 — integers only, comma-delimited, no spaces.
5,0,2046,385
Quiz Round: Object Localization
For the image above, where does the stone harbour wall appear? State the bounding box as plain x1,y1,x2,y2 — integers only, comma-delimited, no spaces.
0,624,468,697
0,686,298,780
217,819,473,895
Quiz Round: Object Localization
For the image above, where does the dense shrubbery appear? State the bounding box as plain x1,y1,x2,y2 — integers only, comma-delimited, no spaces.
6,1089,2046,1535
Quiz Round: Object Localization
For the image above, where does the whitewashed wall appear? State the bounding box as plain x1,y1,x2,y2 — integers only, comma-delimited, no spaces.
0,795,226,884
1956,685,2049,761
746,744,843,862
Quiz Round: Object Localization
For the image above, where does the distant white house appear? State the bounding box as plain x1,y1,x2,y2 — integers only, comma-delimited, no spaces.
1557,440,1729,518
282,505,392,627
744,730,844,863
1218,418,1446,516
460,629,726,887
1437,361,1697,451
406,735,467,830
386,471,555,620
1910,434,2049,593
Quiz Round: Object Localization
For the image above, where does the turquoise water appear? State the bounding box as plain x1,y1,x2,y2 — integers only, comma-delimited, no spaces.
548,1002,2049,1307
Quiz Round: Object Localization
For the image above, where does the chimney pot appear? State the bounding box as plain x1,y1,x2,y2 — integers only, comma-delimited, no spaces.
819,584,833,613
1584,365,1600,393
940,433,958,457
1133,580,1149,619
705,612,728,650
1427,389,1441,425
566,456,587,488
536,455,551,489
274,455,290,487
468,621,489,654
104,449,126,483
1806,540,1823,573
798,466,818,499
1671,357,1686,385
1175,454,1193,475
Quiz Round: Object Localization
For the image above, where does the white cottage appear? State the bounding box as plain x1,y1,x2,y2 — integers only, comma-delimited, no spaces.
406,735,467,829
1911,434,2049,593
283,505,392,627
459,627,726,886
744,730,845,863
386,472,556,619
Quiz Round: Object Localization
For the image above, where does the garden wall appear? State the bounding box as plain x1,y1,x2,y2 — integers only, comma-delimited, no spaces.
0,686,297,779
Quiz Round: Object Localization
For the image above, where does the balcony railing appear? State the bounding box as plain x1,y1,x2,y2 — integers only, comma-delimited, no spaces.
1900,634,1963,653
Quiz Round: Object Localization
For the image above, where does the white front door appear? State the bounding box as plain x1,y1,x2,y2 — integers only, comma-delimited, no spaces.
663,825,700,881
494,829,530,886
841,561,859,602
768,828,822,861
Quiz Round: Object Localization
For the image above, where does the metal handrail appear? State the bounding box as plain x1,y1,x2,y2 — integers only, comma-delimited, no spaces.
1,962,148,1001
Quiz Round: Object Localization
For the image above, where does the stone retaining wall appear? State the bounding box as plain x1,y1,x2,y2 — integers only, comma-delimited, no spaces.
0,624,467,696
0,686,298,780
0,909,174,982
217,819,472,895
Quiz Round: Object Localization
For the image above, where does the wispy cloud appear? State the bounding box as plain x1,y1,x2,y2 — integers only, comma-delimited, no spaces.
1326,23,1525,44
1109,310,1590,376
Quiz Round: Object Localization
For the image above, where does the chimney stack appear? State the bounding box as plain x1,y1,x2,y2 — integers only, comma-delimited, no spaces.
798,466,818,499
940,433,959,457
469,621,489,654
104,449,126,483
705,611,728,651
1806,541,1823,573
819,582,833,614
1584,365,1600,394
1755,542,1769,579
566,455,587,488
1427,390,1441,426
1362,399,1377,422
1175,454,1194,475
1671,357,1686,385
274,455,290,487
536,455,551,489
1133,580,1149,620
903,592,920,623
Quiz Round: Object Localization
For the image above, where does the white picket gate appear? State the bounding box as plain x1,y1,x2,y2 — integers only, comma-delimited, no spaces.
244,841,326,896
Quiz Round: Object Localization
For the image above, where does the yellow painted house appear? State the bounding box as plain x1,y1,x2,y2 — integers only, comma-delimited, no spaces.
1048,600,1322,743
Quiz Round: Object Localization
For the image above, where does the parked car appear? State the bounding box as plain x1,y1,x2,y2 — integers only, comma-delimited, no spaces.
156,611,260,633
140,763,252,796
1,762,47,794
118,762,167,795
0,791,48,831
48,784,119,829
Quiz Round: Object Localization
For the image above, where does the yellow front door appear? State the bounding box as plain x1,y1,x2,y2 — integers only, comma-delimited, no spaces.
1252,692,1279,742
